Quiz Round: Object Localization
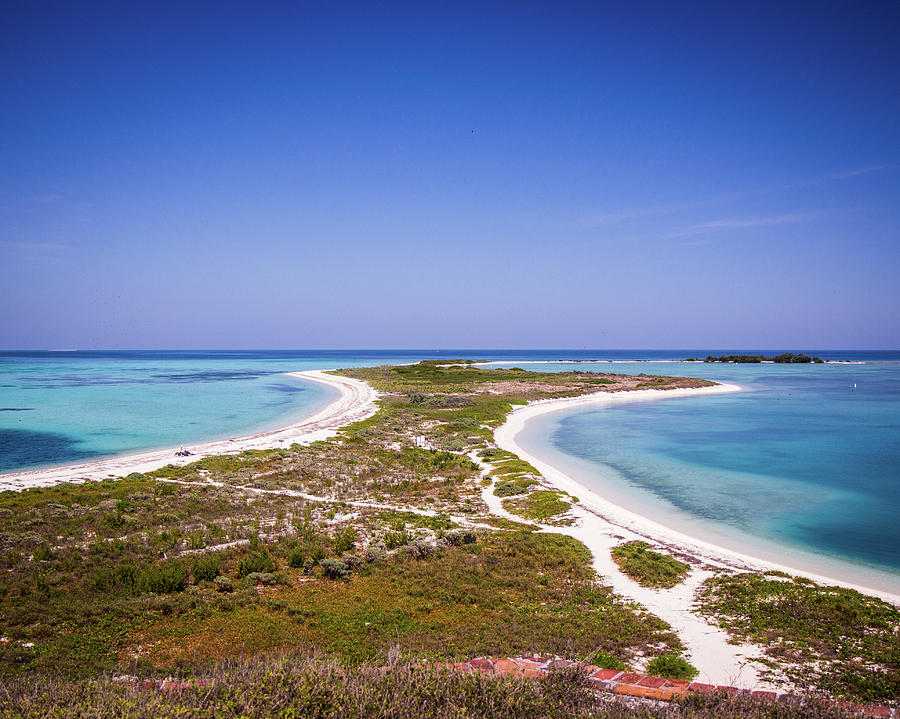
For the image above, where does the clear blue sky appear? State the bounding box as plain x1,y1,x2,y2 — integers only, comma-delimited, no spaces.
2,1,898,349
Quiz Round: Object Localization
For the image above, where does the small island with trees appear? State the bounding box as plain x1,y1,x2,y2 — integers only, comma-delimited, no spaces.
685,353,824,364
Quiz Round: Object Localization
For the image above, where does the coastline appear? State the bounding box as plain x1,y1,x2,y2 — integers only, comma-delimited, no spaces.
494,383,900,606
0,370,379,493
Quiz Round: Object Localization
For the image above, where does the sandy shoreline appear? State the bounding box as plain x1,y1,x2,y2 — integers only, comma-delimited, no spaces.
495,383,900,603
477,359,871,365
492,382,900,687
0,370,379,493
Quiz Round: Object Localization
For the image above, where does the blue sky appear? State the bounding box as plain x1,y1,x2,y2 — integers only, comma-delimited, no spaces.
1,1,898,349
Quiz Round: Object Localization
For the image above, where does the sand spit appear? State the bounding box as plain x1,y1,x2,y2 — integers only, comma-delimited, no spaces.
0,370,378,492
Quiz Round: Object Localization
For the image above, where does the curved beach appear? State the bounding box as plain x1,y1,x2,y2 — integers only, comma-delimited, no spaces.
495,383,900,605
0,370,379,493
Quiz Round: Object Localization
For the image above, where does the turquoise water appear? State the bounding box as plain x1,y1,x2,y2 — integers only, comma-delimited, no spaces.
3,349,898,592
501,358,900,592
0,350,460,472
0,349,578,472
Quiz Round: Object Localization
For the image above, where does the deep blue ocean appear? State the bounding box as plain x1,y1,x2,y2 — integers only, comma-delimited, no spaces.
2,349,898,590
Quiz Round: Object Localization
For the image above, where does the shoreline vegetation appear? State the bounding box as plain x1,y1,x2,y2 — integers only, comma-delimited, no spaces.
0,361,896,715
684,353,825,363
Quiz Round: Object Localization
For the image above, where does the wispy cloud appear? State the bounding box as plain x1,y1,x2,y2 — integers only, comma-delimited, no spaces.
579,164,895,228
0,241,71,252
665,213,818,239
822,165,897,181
579,198,715,227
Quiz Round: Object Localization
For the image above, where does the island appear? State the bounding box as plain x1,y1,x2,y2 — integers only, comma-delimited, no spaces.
0,362,895,717
685,353,825,363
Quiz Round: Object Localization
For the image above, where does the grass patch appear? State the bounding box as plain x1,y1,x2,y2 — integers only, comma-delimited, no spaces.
489,459,540,477
493,478,537,497
502,490,573,522
645,653,698,680
129,532,680,668
586,650,628,671
697,572,900,702
610,542,690,588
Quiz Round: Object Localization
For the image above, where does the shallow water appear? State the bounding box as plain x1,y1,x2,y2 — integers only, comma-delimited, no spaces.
498,356,900,590
3,348,898,592
0,350,457,472
0,349,597,471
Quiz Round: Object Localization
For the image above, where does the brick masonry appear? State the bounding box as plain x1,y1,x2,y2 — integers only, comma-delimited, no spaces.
432,656,896,718
132,655,895,717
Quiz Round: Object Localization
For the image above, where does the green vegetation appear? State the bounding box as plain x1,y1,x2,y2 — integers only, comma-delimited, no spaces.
127,532,679,669
503,490,574,523
697,573,900,702
610,541,690,588
645,653,699,680
587,650,628,671
493,477,537,497
4,360,893,710
686,353,824,363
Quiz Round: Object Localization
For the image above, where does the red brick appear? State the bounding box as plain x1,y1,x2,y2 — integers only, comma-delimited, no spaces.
663,678,690,688
614,684,683,701
591,668,623,681
687,682,716,693
615,672,644,685
492,658,544,678
468,658,494,673
517,655,544,664
637,675,668,688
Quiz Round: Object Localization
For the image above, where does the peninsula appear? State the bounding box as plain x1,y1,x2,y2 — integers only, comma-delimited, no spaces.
0,362,896,717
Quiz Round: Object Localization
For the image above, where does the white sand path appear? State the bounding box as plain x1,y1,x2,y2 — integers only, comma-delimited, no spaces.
490,383,900,689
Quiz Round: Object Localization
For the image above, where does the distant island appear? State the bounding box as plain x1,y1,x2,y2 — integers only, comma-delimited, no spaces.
685,353,824,364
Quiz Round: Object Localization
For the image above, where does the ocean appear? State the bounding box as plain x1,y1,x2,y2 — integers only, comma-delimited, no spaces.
498,353,900,592
2,349,898,590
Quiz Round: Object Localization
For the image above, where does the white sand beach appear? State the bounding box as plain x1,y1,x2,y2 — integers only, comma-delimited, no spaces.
0,370,378,493
491,383,900,688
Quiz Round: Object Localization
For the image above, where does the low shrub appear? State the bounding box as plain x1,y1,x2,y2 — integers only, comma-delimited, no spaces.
245,572,276,586
384,529,411,550
443,530,477,546
320,558,349,580
401,540,435,559
32,544,53,562
588,651,627,671
645,653,698,680
0,654,858,718
610,542,689,588
332,526,358,555
493,479,535,497
92,563,136,593
136,561,189,595
191,554,222,582
238,551,276,578
214,576,233,592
